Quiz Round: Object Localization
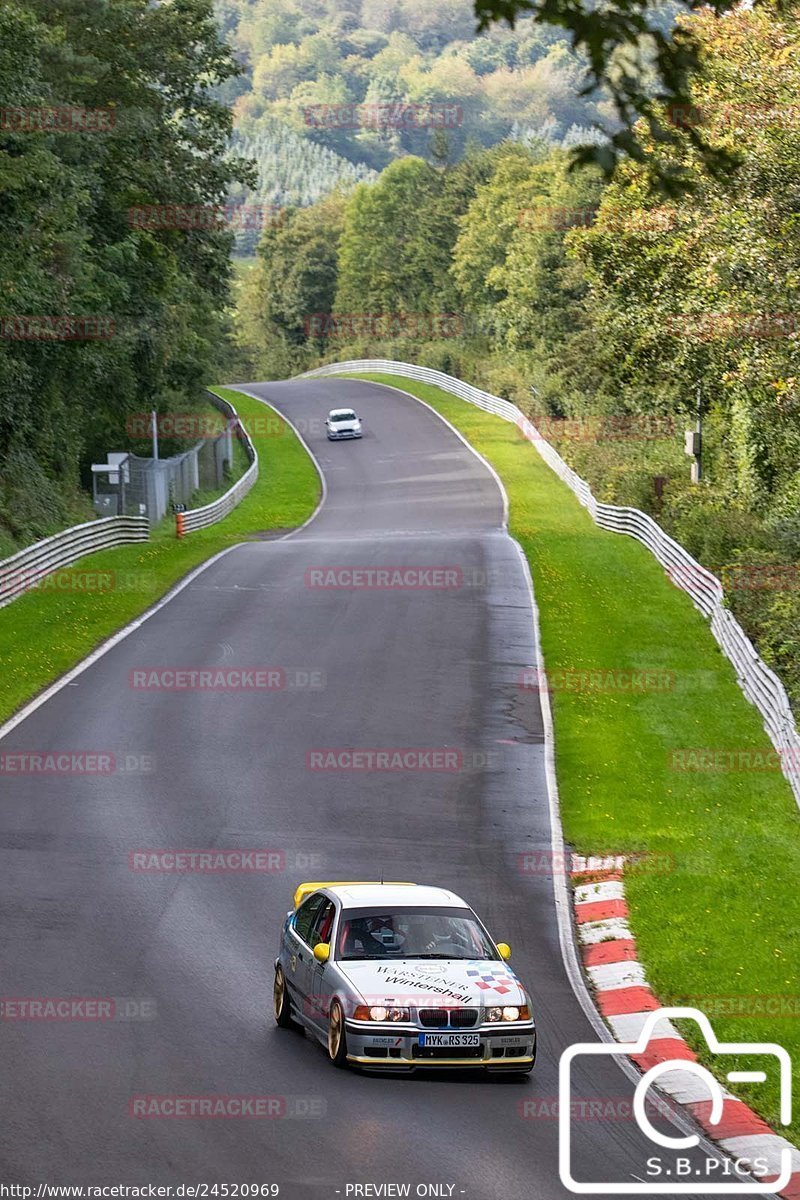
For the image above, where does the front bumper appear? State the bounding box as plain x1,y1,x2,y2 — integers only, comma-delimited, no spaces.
345,1020,536,1070
327,429,362,439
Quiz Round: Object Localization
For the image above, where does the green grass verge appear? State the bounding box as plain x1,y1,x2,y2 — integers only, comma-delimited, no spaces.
352,372,800,1140
0,387,319,724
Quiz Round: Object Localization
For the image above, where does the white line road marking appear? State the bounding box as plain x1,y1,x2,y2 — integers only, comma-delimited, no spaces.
0,546,239,745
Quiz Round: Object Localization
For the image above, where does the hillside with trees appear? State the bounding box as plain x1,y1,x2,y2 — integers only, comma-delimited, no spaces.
214,0,619,231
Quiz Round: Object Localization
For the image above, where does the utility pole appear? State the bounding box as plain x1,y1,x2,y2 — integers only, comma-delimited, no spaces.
151,409,159,462
684,385,703,483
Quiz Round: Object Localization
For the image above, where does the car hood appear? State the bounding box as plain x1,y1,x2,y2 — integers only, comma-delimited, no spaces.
337,958,527,1008
330,419,359,430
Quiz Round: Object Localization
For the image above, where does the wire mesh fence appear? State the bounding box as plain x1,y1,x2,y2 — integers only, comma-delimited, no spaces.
176,390,258,535
93,421,236,524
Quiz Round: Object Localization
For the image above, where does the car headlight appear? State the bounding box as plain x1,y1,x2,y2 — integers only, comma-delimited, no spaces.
487,1005,530,1022
353,1005,410,1022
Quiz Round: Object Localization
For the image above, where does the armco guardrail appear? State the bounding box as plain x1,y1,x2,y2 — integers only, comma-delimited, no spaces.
302,358,800,808
176,391,258,536
0,516,149,609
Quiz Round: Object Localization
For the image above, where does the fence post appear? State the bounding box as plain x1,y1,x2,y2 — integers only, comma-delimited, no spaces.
176,512,185,539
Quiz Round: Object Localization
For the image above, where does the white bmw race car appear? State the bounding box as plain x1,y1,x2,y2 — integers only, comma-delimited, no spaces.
273,881,536,1074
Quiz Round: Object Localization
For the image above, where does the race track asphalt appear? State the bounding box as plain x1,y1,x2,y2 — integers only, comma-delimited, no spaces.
0,378,760,1198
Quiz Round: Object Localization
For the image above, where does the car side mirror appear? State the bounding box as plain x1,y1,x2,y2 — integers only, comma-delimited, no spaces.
496,942,512,961
313,943,330,963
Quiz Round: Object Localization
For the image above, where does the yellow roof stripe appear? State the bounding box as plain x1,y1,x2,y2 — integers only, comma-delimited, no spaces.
292,881,414,909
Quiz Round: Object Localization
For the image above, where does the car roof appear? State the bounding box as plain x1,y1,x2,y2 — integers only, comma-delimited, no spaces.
325,883,468,909
328,407,356,416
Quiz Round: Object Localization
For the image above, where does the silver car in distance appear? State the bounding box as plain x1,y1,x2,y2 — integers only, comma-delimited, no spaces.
325,408,362,439
273,881,537,1074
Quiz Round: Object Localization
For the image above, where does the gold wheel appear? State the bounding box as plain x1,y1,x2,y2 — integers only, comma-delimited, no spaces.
328,1003,342,1057
328,1000,347,1066
274,966,297,1028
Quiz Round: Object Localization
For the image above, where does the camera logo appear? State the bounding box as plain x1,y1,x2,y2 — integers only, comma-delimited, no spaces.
559,1007,792,1193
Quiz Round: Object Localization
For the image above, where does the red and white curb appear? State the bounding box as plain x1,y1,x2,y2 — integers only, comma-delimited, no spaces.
571,858,800,1197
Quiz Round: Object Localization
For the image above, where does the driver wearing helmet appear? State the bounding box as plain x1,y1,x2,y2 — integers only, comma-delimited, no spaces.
421,915,452,952
364,915,406,955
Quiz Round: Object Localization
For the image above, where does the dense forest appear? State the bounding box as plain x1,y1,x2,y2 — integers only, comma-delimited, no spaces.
239,4,800,711
0,0,251,557
213,0,628,248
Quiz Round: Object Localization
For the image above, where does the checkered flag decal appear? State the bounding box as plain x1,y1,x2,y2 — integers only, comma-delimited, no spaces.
466,967,516,995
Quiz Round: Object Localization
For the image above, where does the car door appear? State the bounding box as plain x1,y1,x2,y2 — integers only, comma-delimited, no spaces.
304,898,337,1032
285,892,327,1020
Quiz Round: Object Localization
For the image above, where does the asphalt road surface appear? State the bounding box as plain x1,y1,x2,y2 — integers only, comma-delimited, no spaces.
0,378,760,1198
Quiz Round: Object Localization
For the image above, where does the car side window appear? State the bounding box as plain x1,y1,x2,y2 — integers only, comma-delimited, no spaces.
308,900,336,949
292,893,326,945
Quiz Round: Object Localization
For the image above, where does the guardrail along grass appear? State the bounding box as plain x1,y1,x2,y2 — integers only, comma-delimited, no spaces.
0,388,319,724
352,372,800,1142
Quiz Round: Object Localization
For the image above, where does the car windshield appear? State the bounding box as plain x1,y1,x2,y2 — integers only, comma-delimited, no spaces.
331,411,356,422
336,906,497,961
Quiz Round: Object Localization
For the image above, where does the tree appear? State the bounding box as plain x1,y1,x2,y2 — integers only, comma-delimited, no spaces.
0,0,252,545
474,0,742,182
567,6,800,502
239,192,346,375
334,157,443,315
451,143,545,321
